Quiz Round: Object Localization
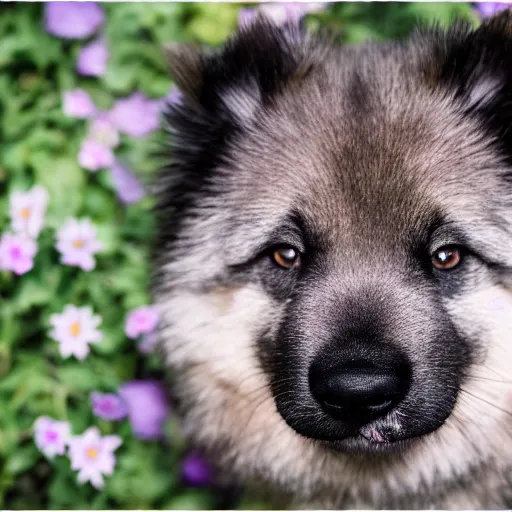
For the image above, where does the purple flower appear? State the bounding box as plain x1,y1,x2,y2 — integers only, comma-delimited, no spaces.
55,218,103,271
181,452,213,487
474,2,511,17
238,8,256,27
68,427,122,489
125,305,159,339
62,90,96,119
78,139,115,172
44,2,105,40
34,416,71,459
90,392,128,421
77,39,109,77
109,93,161,137
118,380,170,440
0,233,37,275
137,331,159,354
240,2,326,26
167,86,183,106
109,162,145,205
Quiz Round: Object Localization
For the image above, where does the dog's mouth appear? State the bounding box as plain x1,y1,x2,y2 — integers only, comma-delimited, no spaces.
319,433,415,455
278,403,431,455
314,423,420,454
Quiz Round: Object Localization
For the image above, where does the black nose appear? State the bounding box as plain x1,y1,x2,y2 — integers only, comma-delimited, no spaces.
309,359,411,425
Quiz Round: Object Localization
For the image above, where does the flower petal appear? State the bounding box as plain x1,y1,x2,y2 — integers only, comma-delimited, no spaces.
45,2,105,39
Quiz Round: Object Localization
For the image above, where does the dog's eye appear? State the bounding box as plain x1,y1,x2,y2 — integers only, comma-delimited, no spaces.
432,246,462,270
272,246,301,269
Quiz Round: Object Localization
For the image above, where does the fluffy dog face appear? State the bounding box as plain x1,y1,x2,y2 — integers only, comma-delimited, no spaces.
154,12,512,508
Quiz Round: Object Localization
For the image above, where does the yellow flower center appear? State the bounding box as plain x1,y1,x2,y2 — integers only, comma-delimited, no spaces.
20,207,31,219
72,239,85,248
69,321,81,337
85,447,99,460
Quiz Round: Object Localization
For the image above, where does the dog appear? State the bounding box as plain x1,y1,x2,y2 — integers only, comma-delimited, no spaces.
153,9,512,509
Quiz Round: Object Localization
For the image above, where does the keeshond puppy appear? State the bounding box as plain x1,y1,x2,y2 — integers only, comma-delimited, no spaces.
153,9,512,509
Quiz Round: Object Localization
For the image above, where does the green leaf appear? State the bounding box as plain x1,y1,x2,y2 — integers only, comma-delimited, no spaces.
5,444,40,476
101,62,140,95
31,154,86,226
106,440,175,505
163,489,216,510
12,269,60,313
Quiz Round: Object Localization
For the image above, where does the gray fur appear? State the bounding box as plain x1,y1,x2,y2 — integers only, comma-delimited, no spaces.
154,11,512,509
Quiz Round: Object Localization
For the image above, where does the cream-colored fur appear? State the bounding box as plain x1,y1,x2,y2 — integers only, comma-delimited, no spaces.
157,282,512,509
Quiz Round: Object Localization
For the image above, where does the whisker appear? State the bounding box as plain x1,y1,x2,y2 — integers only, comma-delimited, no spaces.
467,375,512,385
460,388,512,419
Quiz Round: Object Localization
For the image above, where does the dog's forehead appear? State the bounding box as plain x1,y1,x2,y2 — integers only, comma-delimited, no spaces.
224,60,502,251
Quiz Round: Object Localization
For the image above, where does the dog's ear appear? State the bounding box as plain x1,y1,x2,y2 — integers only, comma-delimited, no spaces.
425,9,512,160
163,17,318,124
164,42,204,103
157,18,321,241
434,9,512,107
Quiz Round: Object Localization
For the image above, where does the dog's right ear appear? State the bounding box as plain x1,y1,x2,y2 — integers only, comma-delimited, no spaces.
163,18,320,124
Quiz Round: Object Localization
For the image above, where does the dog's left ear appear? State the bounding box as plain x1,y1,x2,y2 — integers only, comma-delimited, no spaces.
426,9,512,151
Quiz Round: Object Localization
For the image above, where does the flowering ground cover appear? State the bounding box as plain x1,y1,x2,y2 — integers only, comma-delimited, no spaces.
0,1,497,509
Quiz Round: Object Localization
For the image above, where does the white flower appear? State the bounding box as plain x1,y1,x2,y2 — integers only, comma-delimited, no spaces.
49,305,103,360
87,114,120,148
68,427,122,489
34,416,71,458
55,218,103,271
9,185,49,238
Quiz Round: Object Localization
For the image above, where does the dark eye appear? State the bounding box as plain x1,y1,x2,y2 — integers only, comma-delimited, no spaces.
271,246,301,269
432,246,462,270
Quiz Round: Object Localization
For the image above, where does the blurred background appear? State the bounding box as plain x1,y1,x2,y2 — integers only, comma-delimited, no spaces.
0,1,496,509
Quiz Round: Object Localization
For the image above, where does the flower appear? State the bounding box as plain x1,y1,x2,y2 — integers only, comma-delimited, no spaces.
34,416,71,459
87,115,120,149
137,331,159,354
474,2,511,17
49,305,103,360
50,304,103,360
9,185,49,238
239,2,326,26
68,427,122,489
0,233,37,275
90,392,128,421
125,305,159,339
118,380,170,440
109,162,145,205
62,90,96,119
238,8,257,27
55,218,103,271
167,86,183,106
77,38,109,77
78,139,115,172
181,452,213,487
109,93,161,137
44,2,105,39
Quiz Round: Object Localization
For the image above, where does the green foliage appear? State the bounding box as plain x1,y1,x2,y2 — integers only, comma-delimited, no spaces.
311,2,476,42
0,2,477,509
